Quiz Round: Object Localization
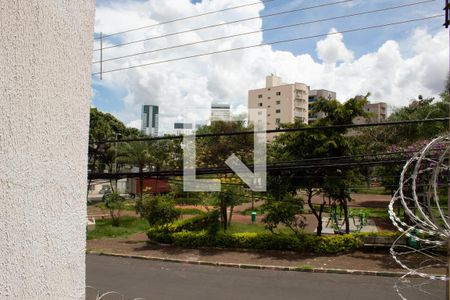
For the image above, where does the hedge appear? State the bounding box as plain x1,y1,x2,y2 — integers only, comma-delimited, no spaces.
147,229,371,254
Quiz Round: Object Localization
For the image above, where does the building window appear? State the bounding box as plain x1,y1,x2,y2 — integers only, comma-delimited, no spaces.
275,118,281,124
258,94,263,98
258,103,263,107
276,92,281,96
268,97,271,99
276,109,281,113
276,101,280,105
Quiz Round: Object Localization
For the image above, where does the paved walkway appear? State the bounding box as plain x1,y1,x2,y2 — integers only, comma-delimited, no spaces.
86,233,444,275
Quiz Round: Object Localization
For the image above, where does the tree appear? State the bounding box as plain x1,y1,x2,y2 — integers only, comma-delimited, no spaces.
88,108,143,197
357,95,449,151
194,121,253,230
119,141,152,200
269,95,368,235
136,194,180,227
262,194,306,238
100,193,125,227
195,120,253,168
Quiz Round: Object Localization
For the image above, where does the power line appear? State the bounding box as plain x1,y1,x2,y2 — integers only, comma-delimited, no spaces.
94,0,352,51
93,0,434,64
88,158,407,180
92,118,449,144
92,14,443,75
95,0,278,40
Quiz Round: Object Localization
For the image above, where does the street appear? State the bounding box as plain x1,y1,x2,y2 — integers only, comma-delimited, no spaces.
86,255,444,300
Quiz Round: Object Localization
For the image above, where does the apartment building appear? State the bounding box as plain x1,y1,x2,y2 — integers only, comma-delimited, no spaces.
211,103,231,122
353,100,388,124
308,89,337,124
248,75,309,131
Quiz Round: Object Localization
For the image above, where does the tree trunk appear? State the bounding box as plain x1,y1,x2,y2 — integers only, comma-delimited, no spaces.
228,205,234,226
306,188,325,236
139,167,144,201
221,201,227,231
342,199,350,234
110,178,115,193
318,203,325,235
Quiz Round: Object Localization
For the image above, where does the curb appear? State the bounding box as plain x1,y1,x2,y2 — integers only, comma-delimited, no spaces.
86,250,412,278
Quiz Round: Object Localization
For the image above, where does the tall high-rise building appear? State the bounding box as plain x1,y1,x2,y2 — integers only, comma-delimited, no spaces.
308,89,337,124
211,103,231,122
248,74,309,132
141,105,159,136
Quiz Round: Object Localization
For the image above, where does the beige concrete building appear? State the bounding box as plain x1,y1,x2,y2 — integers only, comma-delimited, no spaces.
308,89,337,124
353,100,388,124
248,75,309,131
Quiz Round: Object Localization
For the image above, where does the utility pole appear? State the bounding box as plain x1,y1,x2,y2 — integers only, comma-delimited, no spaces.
445,2,450,299
114,132,120,192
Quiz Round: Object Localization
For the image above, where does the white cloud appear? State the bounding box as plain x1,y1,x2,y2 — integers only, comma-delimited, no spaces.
316,28,354,65
126,119,141,129
94,0,448,133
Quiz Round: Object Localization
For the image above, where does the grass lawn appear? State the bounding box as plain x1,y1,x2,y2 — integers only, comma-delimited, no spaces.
176,207,204,215
225,223,268,234
225,223,292,235
314,205,391,221
87,216,148,240
351,187,391,195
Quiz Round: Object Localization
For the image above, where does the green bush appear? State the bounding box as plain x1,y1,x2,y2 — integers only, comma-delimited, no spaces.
147,210,220,241
148,227,368,254
167,210,220,233
99,193,125,226
312,235,363,254
136,194,180,226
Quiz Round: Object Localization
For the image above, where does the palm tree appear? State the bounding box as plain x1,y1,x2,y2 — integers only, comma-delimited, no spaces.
120,141,152,200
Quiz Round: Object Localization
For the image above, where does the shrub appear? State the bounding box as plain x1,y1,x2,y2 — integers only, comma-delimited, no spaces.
148,228,366,254
262,195,306,236
169,210,220,234
146,210,220,241
136,194,180,226
99,193,125,226
312,235,363,254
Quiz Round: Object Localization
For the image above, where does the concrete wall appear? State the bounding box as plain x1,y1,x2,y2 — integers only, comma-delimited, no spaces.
0,1,95,299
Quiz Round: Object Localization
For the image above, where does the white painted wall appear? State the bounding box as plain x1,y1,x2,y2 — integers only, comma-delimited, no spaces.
0,1,95,299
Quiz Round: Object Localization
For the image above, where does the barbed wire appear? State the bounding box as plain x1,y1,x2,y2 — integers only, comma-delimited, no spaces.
388,135,450,299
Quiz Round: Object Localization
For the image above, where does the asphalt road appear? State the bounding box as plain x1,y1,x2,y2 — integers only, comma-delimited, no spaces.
86,255,444,300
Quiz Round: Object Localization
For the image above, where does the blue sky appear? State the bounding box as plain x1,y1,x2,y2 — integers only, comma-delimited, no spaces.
92,0,448,132
261,0,443,58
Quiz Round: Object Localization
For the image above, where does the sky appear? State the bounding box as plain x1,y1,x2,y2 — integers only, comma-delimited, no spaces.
92,0,448,134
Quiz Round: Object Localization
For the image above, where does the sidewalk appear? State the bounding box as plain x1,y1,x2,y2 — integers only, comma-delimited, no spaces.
86,233,445,276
